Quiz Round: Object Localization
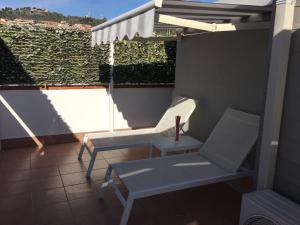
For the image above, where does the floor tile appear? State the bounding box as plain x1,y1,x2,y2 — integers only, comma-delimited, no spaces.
101,150,124,159
80,152,104,162
69,197,107,217
0,208,34,225
74,213,113,225
59,162,87,175
30,166,60,179
34,201,74,225
0,148,31,162
0,179,32,196
0,193,32,213
61,172,89,186
90,168,107,181
0,169,31,183
0,160,31,171
151,214,190,225
0,143,243,225
32,187,67,206
106,157,127,164
31,176,63,190
31,157,58,169
57,155,81,164
30,148,57,161
65,183,96,201
83,159,108,170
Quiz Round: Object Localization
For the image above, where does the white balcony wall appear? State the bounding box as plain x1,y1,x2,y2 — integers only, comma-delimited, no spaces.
113,88,173,130
0,87,173,140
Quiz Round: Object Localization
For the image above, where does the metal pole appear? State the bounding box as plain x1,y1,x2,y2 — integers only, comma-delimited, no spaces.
109,42,115,132
257,0,296,190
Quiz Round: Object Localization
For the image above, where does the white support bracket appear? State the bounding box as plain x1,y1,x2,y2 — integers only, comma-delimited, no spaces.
154,0,163,8
158,14,271,33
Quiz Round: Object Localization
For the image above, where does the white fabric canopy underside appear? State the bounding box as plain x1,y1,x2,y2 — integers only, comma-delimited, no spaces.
215,0,273,6
91,0,273,45
92,8,155,46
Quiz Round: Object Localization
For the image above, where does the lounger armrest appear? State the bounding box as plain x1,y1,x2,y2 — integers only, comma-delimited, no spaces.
85,127,157,139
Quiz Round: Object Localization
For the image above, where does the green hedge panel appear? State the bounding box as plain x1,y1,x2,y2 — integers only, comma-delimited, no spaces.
0,24,176,85
112,41,176,84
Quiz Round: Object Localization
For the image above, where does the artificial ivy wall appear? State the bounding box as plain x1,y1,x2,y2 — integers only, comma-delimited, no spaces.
0,24,176,85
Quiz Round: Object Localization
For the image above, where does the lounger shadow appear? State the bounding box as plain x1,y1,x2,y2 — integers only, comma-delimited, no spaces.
98,108,260,225
78,95,198,177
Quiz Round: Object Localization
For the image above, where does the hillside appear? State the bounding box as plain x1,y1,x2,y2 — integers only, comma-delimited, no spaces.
0,7,106,26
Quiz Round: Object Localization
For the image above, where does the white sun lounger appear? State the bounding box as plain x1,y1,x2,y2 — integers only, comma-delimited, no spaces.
98,108,260,225
78,95,198,177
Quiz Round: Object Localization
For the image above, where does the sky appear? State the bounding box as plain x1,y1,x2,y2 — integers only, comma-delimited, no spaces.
0,0,161,19
0,0,271,19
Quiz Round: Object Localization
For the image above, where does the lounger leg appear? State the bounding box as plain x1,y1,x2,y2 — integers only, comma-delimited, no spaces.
120,197,134,225
86,151,97,178
78,136,88,160
98,165,113,199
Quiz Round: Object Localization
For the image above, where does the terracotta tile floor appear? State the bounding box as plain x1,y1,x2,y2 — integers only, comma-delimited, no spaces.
0,142,242,225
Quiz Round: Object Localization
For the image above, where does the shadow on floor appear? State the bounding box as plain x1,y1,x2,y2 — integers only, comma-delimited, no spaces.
0,142,242,225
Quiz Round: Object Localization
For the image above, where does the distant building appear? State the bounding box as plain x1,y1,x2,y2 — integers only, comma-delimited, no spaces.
30,7,48,13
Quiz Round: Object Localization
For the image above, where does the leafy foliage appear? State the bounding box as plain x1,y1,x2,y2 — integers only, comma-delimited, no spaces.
0,7,106,26
112,41,176,84
0,24,176,85
0,24,109,85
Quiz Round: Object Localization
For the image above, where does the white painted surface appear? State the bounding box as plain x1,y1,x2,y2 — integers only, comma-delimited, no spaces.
0,87,173,139
215,0,273,6
113,88,173,129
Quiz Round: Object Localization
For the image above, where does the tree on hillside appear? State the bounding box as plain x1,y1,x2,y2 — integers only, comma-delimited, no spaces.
0,7,106,26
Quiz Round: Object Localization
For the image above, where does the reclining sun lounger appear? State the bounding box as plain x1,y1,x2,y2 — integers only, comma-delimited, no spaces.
78,96,198,177
98,108,260,225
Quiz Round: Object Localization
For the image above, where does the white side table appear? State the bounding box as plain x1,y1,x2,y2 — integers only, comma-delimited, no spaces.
151,135,203,156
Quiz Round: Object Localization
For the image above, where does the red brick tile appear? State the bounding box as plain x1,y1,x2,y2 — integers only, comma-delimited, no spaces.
74,213,113,225
69,197,107,217
32,187,67,207
0,179,32,197
59,162,87,175
0,148,31,162
106,157,127,164
0,208,34,225
31,157,58,169
120,148,150,158
65,183,96,200
57,154,81,164
0,169,31,183
30,149,57,161
30,166,60,179
0,160,31,171
31,176,63,190
0,193,32,213
101,150,124,159
34,201,74,225
83,159,108,170
61,172,89,186
80,152,104,162
152,214,190,225
0,144,243,225
90,168,107,181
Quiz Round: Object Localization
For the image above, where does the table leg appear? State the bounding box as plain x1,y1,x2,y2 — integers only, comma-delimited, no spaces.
86,151,97,178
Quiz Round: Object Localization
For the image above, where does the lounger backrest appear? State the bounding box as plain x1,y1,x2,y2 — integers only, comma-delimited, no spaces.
155,95,197,136
201,108,260,173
